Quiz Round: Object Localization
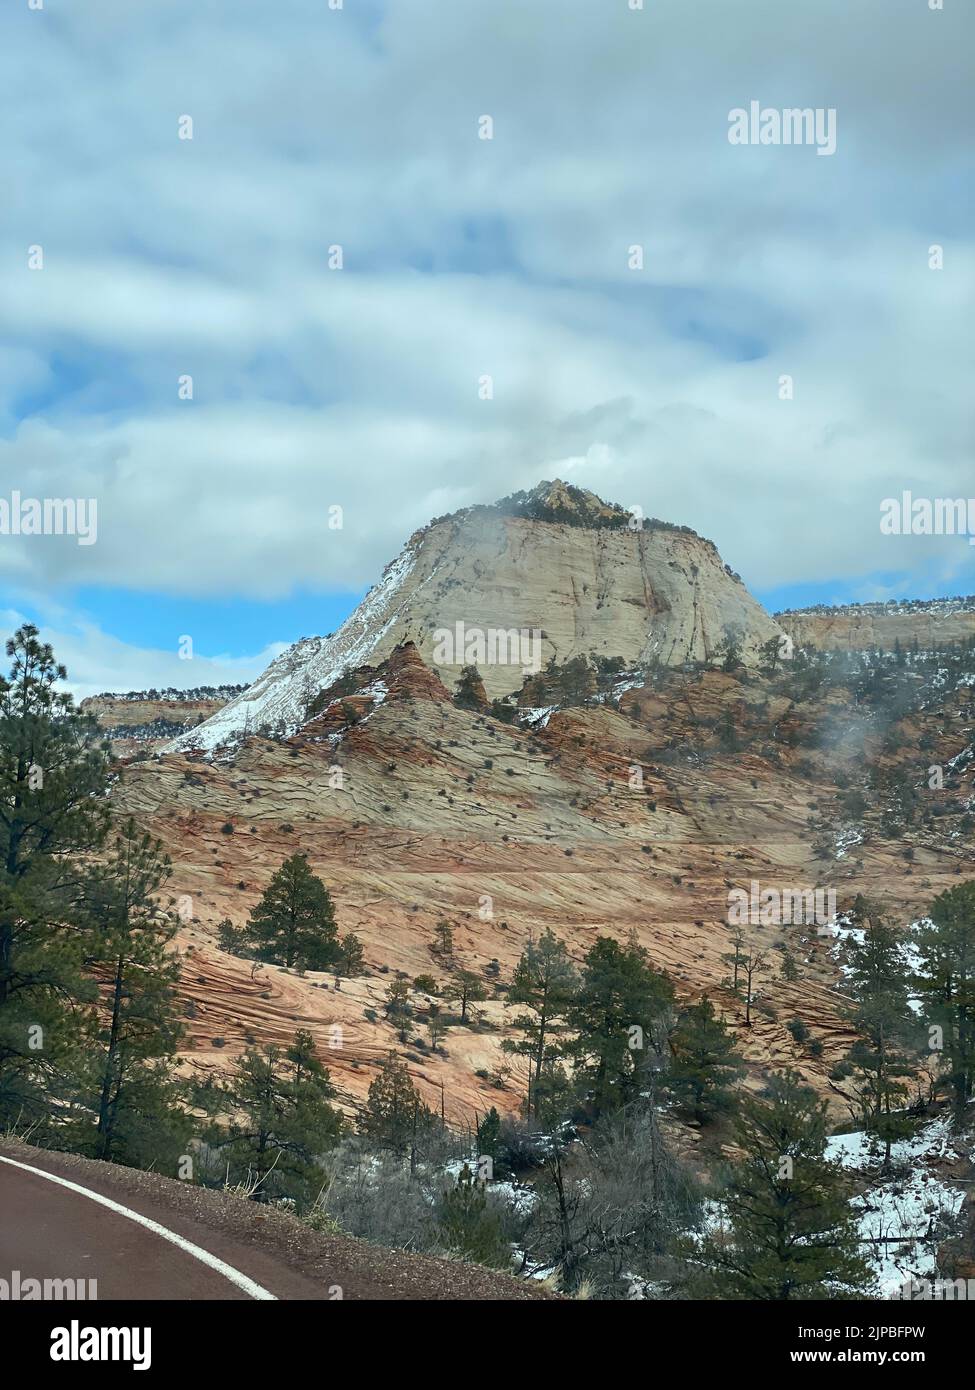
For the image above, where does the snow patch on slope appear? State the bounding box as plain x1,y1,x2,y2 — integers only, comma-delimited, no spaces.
826,1115,966,1295
164,544,418,755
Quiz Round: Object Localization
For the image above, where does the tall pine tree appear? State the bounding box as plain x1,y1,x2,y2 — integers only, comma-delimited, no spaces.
564,933,673,1119
688,1070,873,1300
667,995,744,1124
71,819,188,1169
206,1030,343,1207
504,928,578,1121
0,625,110,1130
914,881,975,1117
360,1051,434,1159
839,901,916,1168
246,854,340,970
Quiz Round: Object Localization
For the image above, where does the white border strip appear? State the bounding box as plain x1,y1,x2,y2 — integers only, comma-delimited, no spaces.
0,1153,278,1301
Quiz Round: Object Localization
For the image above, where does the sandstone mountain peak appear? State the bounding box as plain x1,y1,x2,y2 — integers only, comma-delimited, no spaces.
441,477,709,539
167,482,786,754
491,478,630,528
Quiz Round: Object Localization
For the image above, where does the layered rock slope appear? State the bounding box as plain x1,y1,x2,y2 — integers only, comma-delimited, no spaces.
118,638,975,1127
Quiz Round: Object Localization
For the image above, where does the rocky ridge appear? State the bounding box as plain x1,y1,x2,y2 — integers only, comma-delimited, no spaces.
166,481,785,752
779,597,975,653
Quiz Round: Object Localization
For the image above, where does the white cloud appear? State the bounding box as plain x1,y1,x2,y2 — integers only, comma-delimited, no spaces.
0,605,284,702
0,0,971,621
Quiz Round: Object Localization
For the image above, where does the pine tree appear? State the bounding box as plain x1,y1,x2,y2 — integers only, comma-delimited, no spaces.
453,665,487,711
721,924,747,996
564,933,673,1119
489,697,516,725
217,917,248,955
384,978,412,1042
73,819,188,1167
503,928,578,1120
360,1051,434,1158
759,634,785,675
477,1106,502,1162
689,1070,874,1300
435,1163,511,1268
246,854,339,970
0,625,111,1129
667,996,744,1124
716,707,741,753
718,632,744,673
427,1005,446,1051
914,882,975,1117
840,903,916,1168
780,947,800,982
453,969,487,1023
557,655,597,706
335,931,364,977
207,1031,343,1207
431,920,454,958
739,941,767,1026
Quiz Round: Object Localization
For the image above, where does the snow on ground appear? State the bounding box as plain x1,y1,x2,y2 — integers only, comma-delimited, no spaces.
821,922,970,1293
777,598,975,618
442,1159,538,1217
948,744,974,772
834,828,863,860
519,705,559,729
827,1114,961,1171
826,1115,967,1295
360,679,388,706
668,1116,967,1299
609,673,646,698
821,912,861,972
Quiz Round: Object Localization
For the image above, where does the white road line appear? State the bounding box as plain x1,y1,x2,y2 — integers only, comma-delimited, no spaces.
0,1153,278,1301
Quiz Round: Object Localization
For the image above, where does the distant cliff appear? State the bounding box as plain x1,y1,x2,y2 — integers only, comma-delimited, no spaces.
778,596,975,652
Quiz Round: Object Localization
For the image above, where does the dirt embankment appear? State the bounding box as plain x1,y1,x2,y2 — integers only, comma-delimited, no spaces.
0,1139,553,1301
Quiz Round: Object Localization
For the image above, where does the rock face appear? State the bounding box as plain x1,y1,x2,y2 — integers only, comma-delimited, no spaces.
81,693,232,756
778,597,975,653
167,480,785,752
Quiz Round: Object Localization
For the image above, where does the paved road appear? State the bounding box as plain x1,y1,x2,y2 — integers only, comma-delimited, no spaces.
0,1143,550,1301
1,1152,322,1300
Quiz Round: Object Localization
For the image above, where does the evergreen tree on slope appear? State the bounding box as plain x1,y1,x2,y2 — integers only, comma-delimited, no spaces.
246,854,340,970
0,625,110,1130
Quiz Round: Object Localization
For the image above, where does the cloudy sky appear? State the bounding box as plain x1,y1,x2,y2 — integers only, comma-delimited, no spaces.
1,0,972,697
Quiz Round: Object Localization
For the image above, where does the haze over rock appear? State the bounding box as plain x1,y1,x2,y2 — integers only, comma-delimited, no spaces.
168,480,786,753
